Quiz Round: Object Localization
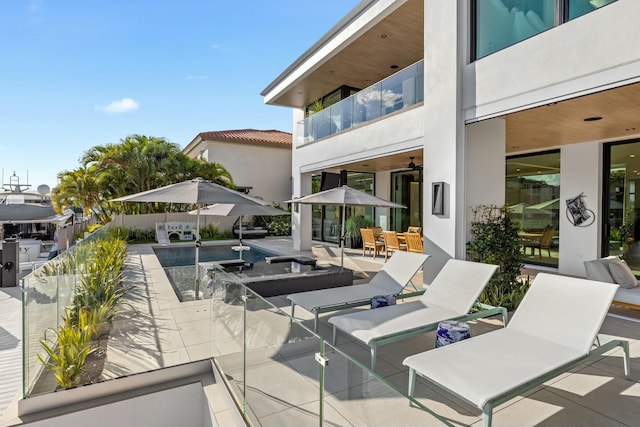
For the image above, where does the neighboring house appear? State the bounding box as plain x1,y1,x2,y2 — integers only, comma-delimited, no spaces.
261,0,640,281
182,129,292,206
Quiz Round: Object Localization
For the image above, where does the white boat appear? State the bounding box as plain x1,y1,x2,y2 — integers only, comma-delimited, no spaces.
0,172,72,262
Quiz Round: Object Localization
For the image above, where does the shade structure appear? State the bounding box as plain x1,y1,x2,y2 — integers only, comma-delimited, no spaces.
112,178,269,299
189,203,289,258
287,185,405,268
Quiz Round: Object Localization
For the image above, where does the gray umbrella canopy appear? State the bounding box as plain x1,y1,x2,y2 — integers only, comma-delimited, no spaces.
287,185,405,208
112,178,269,299
287,185,404,268
111,177,267,205
189,203,289,259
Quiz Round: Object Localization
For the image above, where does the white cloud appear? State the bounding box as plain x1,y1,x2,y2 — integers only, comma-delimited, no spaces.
211,44,220,50
95,98,139,114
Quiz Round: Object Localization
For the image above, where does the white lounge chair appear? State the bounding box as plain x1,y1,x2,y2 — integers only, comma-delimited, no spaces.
329,259,505,370
404,273,631,427
287,251,429,331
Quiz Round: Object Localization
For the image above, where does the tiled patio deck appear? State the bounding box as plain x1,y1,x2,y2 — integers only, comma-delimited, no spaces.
1,237,639,426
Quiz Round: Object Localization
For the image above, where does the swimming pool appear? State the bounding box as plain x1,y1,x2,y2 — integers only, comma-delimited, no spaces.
154,243,353,302
154,244,276,267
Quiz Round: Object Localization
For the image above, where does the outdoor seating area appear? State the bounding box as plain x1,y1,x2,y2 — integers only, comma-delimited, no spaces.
584,256,640,310
287,251,428,331
3,236,639,427
328,259,506,369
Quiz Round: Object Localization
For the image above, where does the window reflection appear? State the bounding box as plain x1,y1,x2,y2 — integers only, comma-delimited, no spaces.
506,151,561,267
606,142,640,272
568,0,617,20
476,0,555,58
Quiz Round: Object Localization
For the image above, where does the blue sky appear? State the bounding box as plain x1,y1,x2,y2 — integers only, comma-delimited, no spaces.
0,0,360,189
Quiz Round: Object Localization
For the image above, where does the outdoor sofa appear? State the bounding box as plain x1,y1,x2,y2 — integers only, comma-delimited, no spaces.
584,256,640,310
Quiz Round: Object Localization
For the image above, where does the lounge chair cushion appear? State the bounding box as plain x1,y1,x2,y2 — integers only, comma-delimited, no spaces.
329,300,460,346
404,328,583,409
287,252,428,312
608,259,638,289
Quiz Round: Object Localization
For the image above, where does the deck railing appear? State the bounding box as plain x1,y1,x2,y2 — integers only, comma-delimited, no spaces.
298,59,424,145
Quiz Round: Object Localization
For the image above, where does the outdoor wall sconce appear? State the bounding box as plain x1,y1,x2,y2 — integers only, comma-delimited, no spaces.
432,182,445,215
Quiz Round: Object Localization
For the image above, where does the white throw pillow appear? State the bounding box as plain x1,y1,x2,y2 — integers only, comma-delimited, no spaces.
608,259,638,289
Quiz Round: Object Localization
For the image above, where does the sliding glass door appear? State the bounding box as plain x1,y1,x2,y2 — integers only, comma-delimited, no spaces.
604,141,640,272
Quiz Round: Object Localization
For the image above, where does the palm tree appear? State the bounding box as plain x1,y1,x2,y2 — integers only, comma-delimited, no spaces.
55,134,236,219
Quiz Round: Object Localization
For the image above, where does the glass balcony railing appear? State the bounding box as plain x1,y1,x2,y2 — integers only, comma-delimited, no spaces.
21,236,449,426
298,60,424,145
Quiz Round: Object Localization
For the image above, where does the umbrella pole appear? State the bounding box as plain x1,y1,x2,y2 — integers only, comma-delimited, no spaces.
195,206,201,300
340,203,346,271
239,214,243,260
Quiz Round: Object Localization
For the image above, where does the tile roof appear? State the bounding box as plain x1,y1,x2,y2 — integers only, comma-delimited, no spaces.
198,129,292,146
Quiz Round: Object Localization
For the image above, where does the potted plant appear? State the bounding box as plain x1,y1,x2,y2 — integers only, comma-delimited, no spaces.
466,205,530,311
345,215,374,249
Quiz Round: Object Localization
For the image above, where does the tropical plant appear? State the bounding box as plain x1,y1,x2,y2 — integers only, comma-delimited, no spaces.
257,204,292,236
345,215,374,238
52,134,236,218
38,308,95,389
466,205,529,311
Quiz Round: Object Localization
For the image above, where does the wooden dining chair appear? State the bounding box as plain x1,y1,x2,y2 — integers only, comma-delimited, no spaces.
407,226,422,235
382,230,407,261
361,228,385,258
404,232,423,254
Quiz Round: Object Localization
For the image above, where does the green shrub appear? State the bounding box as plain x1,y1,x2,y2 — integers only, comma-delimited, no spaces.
257,204,292,236
38,308,94,389
466,205,529,311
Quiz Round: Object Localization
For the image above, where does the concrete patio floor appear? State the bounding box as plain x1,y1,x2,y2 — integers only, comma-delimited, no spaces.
2,236,639,426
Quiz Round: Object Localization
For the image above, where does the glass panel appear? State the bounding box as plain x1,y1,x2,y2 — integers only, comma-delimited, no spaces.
311,108,332,141
506,151,561,267
297,60,424,145
475,0,556,59
606,142,640,271
390,170,422,232
323,205,341,243
416,60,424,103
329,97,353,135
568,0,616,20
321,342,457,426
214,284,322,426
353,83,382,126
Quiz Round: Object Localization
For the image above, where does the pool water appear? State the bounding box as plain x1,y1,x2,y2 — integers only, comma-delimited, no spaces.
153,244,276,267
154,243,352,303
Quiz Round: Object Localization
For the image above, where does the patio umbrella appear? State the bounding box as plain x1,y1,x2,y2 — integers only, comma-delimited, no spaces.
188,203,289,259
112,177,269,299
286,185,404,269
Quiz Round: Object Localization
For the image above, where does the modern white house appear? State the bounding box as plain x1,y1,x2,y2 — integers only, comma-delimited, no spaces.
182,129,292,206
261,0,640,281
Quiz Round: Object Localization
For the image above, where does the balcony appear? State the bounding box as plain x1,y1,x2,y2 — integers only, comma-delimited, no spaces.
298,60,424,146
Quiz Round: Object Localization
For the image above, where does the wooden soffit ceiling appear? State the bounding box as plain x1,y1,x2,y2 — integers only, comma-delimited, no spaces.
505,82,640,153
270,0,424,108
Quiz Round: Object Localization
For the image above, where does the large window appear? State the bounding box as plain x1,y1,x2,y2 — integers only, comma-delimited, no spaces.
604,141,640,272
474,0,618,59
311,171,375,244
506,151,561,267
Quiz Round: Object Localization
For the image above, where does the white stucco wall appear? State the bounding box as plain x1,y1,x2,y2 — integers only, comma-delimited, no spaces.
205,142,291,205
464,0,640,121
27,383,215,427
295,105,425,174
559,141,602,277
421,0,463,282
465,119,507,239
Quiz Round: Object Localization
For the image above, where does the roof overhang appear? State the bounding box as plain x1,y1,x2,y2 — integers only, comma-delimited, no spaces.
261,0,424,109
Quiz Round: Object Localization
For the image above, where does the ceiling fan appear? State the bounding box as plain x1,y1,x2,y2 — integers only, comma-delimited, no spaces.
406,156,422,171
